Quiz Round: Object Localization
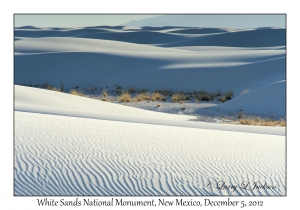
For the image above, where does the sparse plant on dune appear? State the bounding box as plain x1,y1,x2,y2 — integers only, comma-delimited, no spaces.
222,114,286,127
152,92,166,101
58,82,64,92
51,87,63,92
172,92,186,103
70,89,84,96
118,92,132,102
239,116,286,127
102,90,108,97
135,92,152,102
41,82,53,90
218,90,233,103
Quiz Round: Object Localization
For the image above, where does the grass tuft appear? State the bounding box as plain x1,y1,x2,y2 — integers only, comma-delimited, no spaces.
152,92,166,101
218,90,233,103
172,92,186,103
70,89,84,96
135,92,152,102
118,92,132,102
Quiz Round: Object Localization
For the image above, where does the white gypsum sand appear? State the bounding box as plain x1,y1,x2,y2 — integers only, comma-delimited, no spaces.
14,86,285,195
14,26,286,196
15,111,285,196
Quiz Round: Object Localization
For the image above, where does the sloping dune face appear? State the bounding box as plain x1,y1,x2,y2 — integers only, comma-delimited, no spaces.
14,26,286,116
15,86,285,196
14,26,286,196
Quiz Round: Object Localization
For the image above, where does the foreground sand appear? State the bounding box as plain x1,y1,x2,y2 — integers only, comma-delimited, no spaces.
14,86,285,195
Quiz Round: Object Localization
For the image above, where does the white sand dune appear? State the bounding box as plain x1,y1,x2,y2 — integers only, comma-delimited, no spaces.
14,37,285,92
14,85,285,136
14,26,286,196
14,86,285,195
216,81,286,116
161,28,286,47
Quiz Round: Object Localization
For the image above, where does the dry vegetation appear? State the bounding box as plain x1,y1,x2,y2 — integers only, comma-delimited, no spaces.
118,92,132,102
172,92,186,103
239,117,286,127
102,90,108,97
222,114,286,127
152,92,166,101
135,92,152,102
218,91,233,103
19,83,236,104
70,89,84,96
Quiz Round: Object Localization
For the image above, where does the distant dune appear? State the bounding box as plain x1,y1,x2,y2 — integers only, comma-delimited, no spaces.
15,27,286,117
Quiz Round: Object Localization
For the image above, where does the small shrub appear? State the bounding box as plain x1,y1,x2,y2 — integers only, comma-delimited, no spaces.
102,90,108,97
225,91,233,100
152,92,166,101
135,92,151,102
59,82,64,92
70,89,84,96
172,92,186,103
119,92,132,102
155,89,172,97
51,87,63,92
200,91,209,101
218,90,233,103
237,115,286,127
199,91,215,101
218,96,227,103
41,82,53,90
157,104,161,107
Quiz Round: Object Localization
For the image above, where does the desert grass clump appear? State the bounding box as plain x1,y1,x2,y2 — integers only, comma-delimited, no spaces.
41,82,53,90
200,91,210,101
102,90,109,97
218,90,233,103
236,115,286,127
51,87,63,92
70,89,84,96
135,92,152,102
172,92,186,103
152,92,166,101
118,92,132,102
